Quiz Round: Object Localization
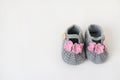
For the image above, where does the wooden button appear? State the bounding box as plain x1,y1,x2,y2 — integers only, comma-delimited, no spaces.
62,33,66,39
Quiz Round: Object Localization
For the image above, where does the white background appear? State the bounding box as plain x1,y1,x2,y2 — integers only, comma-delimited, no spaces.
0,0,120,80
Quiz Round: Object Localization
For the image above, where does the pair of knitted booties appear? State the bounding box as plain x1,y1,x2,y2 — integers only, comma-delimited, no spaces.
62,24,108,65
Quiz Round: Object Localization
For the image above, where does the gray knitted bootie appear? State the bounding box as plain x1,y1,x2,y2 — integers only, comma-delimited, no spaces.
62,25,86,65
85,24,108,64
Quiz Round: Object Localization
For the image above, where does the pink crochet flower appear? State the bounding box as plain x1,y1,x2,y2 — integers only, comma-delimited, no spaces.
87,42,105,54
72,43,84,54
64,41,73,51
94,43,105,54
87,42,96,51
64,40,84,54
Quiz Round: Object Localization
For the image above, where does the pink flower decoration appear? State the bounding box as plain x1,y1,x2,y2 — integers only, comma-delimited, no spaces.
72,43,84,54
87,42,105,54
64,41,73,51
87,42,96,51
64,40,84,54
94,43,105,54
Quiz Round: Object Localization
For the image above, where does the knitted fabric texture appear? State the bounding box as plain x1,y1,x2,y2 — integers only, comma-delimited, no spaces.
62,25,86,65
85,24,108,64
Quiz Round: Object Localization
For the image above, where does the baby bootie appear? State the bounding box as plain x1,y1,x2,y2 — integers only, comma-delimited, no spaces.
62,25,86,65
85,24,108,64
